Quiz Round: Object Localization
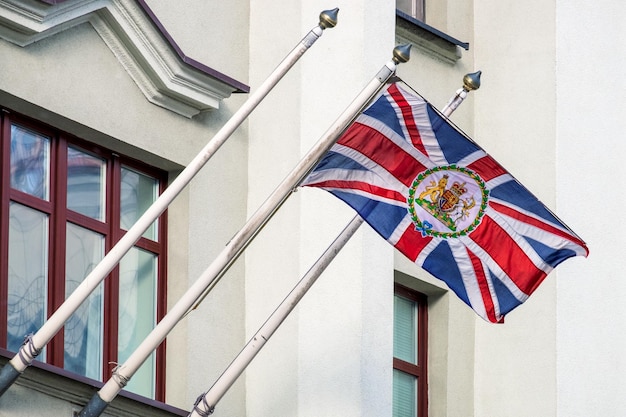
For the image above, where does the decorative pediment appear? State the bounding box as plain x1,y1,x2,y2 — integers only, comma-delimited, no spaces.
0,0,249,117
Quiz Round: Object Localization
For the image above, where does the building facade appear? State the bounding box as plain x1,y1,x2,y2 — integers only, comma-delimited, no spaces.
0,0,621,416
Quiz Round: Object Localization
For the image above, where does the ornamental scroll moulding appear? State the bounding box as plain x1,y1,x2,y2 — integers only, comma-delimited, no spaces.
0,0,249,118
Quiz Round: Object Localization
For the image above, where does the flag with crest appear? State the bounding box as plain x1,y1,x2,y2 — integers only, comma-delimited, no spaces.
302,82,588,323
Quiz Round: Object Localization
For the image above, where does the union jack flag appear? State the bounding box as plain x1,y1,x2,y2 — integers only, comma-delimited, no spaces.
302,82,588,323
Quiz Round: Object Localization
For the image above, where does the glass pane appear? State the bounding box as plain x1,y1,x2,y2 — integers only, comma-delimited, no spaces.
394,295,418,364
393,369,417,417
7,203,48,356
118,247,157,398
396,0,425,21
120,167,158,241
10,124,50,200
64,223,104,380
67,147,105,221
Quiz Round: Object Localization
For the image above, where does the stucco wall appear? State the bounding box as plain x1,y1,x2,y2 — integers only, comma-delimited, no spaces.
555,1,626,416
473,0,559,416
243,1,397,416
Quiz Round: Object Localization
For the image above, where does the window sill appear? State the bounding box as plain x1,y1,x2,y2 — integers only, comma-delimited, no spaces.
0,350,187,416
395,10,469,64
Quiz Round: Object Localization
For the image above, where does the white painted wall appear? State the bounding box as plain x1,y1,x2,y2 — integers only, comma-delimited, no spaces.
473,0,559,416
244,1,396,416
556,1,626,416
144,0,249,83
140,0,252,411
297,1,396,416
471,0,626,416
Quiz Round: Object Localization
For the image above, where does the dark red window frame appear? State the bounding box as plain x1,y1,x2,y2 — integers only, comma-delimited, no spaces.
0,108,168,401
394,283,428,417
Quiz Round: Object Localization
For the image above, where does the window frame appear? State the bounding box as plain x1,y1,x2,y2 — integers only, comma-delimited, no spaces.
0,109,168,401
394,283,428,417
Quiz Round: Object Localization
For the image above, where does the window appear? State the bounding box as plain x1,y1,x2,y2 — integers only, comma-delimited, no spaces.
396,0,425,22
0,111,167,400
393,284,427,417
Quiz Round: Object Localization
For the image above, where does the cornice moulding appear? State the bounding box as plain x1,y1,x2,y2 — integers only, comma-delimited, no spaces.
0,0,249,117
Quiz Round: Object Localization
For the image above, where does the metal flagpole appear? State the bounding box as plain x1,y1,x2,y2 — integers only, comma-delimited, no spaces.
77,44,411,417
0,8,339,397
187,71,482,417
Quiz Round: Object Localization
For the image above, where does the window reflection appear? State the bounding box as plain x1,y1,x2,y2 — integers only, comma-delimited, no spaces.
119,247,157,398
64,223,104,380
10,125,50,200
67,147,105,221
2,116,164,398
121,167,158,240
7,203,48,354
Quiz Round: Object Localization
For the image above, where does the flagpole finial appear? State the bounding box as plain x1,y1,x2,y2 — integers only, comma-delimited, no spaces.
392,44,412,64
319,8,339,29
441,70,481,116
463,70,482,91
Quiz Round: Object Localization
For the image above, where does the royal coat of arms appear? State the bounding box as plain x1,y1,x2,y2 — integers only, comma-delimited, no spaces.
407,165,489,238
